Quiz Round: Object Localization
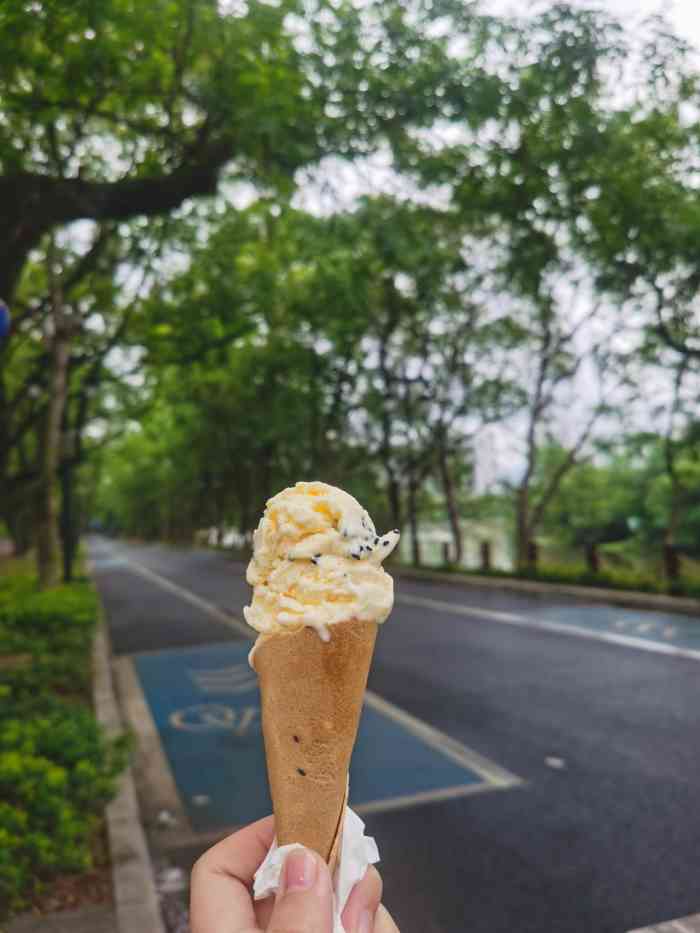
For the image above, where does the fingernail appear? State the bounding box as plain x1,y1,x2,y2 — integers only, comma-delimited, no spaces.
281,848,318,894
357,909,374,933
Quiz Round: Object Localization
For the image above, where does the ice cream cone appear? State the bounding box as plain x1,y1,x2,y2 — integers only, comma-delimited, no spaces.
251,618,377,867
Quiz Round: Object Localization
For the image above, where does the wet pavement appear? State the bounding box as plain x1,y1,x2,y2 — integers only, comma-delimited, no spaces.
89,537,700,933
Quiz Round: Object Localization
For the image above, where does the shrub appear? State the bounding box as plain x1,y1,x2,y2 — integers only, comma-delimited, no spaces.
0,569,129,918
0,581,98,637
0,700,129,909
0,582,99,700
0,713,127,915
423,561,700,599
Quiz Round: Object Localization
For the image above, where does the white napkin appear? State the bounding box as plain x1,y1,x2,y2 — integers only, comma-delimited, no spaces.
253,806,380,933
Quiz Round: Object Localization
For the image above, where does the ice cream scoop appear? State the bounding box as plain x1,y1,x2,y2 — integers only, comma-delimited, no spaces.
244,481,399,642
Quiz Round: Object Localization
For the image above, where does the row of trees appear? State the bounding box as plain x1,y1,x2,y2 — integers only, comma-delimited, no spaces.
1,0,699,584
95,196,700,575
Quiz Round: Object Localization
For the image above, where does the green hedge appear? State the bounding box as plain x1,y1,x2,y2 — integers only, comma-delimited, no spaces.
427,562,700,600
0,570,129,918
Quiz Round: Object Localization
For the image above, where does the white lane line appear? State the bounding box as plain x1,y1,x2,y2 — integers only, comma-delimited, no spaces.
96,546,252,639
355,780,517,817
397,593,700,663
364,690,520,789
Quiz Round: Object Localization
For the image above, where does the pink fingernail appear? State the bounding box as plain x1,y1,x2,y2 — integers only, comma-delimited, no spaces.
282,848,317,893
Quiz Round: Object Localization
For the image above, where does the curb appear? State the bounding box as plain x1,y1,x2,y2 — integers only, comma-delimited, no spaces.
393,566,700,619
93,619,166,933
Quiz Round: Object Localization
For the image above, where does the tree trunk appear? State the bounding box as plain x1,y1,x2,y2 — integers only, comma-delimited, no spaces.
308,352,321,475
236,471,252,540
383,466,402,534
663,541,680,582
5,487,35,556
257,443,275,521
407,477,421,567
585,543,600,575
515,486,530,570
0,146,233,306
664,468,682,584
480,540,492,572
36,241,72,589
437,442,463,565
59,457,79,583
526,539,539,571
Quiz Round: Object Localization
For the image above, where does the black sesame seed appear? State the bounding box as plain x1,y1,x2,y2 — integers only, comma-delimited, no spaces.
393,529,399,534
314,553,321,559
382,539,389,546
293,735,300,744
297,768,306,776
352,553,361,560
374,537,379,544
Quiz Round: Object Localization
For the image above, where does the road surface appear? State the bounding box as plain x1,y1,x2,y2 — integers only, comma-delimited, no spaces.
89,537,700,933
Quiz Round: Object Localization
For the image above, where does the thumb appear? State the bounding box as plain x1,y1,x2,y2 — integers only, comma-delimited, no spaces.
266,847,334,933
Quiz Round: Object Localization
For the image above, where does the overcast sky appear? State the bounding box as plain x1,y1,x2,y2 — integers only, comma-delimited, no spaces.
486,0,700,49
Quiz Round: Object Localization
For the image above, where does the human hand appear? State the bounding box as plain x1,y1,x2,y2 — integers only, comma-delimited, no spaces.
190,815,399,933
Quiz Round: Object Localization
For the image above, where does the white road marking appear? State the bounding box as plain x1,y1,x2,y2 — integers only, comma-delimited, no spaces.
364,690,520,789
97,543,700,665
396,593,700,663
95,546,251,639
355,780,518,817
544,756,566,770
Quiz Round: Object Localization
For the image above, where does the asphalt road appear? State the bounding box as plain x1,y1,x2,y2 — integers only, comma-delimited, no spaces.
90,537,700,933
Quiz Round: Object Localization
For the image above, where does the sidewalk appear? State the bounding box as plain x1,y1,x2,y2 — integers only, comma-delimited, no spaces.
394,564,700,618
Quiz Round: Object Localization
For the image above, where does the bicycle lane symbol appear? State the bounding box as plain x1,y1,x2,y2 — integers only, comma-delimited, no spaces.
169,703,260,736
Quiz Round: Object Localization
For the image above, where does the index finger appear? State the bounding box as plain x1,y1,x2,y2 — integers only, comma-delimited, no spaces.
190,815,275,933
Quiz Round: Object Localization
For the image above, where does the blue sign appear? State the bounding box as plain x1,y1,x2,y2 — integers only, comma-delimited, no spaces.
0,301,10,342
134,641,505,833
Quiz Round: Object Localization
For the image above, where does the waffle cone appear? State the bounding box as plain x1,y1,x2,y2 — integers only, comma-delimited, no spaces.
251,619,377,867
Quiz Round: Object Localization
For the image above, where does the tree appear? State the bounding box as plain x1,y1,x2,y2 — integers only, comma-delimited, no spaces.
3,0,521,577
97,195,525,550
537,448,638,565
392,4,686,567
35,238,74,587
0,0,510,302
0,219,158,579
281,197,524,563
509,284,619,570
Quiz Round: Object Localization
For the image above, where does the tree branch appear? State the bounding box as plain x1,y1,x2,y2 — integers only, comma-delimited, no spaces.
530,409,598,531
